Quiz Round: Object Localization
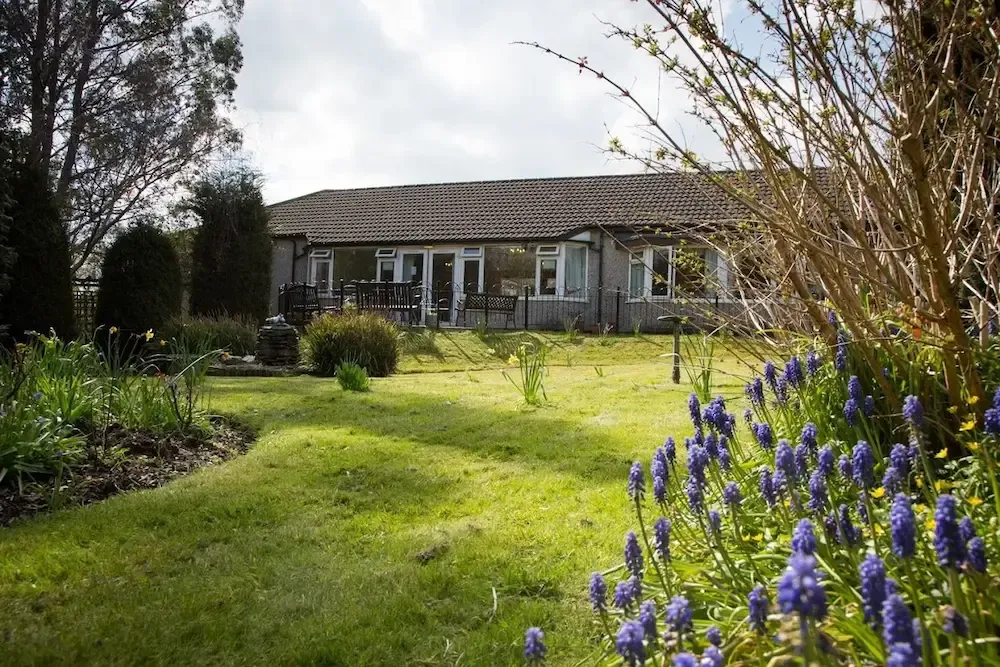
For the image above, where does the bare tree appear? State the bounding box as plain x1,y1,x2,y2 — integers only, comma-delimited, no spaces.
0,0,244,271
521,0,1000,408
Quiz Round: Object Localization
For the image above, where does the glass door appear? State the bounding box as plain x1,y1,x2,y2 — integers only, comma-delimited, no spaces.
431,252,456,322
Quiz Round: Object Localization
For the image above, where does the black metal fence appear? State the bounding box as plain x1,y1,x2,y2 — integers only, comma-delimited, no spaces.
72,278,100,333
280,281,753,333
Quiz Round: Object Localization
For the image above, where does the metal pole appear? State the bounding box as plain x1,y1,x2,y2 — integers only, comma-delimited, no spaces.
615,288,621,333
673,322,681,384
524,285,530,330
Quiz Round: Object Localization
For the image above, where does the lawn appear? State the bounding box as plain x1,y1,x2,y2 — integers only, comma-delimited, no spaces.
0,333,749,666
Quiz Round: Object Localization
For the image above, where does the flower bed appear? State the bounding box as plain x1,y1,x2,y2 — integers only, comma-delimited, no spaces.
523,322,1000,666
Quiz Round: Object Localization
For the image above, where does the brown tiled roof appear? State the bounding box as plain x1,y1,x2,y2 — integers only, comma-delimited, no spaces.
267,172,751,245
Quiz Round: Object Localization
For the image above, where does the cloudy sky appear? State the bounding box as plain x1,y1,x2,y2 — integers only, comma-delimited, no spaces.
232,0,732,204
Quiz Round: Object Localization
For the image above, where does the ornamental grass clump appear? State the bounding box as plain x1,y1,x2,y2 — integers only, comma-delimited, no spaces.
302,312,399,377
502,343,547,406
522,329,1000,666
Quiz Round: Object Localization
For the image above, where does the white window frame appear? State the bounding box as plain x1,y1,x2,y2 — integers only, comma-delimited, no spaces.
626,245,730,302
309,249,333,291
528,242,589,300
377,258,396,282
461,246,483,258
375,248,397,258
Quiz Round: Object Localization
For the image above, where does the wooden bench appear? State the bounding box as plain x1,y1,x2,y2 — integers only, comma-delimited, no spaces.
278,283,321,325
457,293,519,329
354,282,423,324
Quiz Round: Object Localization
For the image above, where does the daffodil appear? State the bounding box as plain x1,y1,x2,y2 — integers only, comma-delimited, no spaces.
935,480,951,492
507,354,519,365
872,487,886,499
935,448,949,459
144,329,154,341
968,441,980,452
968,497,984,507
960,417,977,431
968,394,980,405
925,519,937,531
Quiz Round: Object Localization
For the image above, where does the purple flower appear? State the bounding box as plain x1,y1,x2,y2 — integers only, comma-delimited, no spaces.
718,441,731,472
686,479,704,512
723,481,741,506
775,377,789,404
776,440,796,480
654,517,671,562
837,504,861,546
986,407,1000,436
666,595,693,634
616,620,645,667
934,494,966,569
763,360,778,390
745,378,764,406
708,510,721,534
827,310,838,327
700,647,722,667
759,466,776,508
959,516,976,544
838,454,853,480
689,393,702,427
639,600,657,640
705,625,722,646
857,499,870,525
882,465,902,495
800,422,818,451
889,494,916,558
967,537,987,573
704,432,719,459
792,519,816,555
818,446,834,478
852,441,875,489
943,607,968,637
664,437,676,464
882,591,918,654
794,443,810,480
753,422,773,450
743,407,753,424
806,348,821,376
672,654,696,667
589,573,607,611
864,395,875,417
614,580,636,609
859,553,887,628
902,395,924,429
835,330,849,371
772,469,788,496
886,642,919,667
777,554,828,626
843,398,860,426
785,356,804,387
890,443,909,478
628,461,645,501
652,448,669,505
848,375,864,403
524,627,547,663
747,585,769,633
807,470,827,514
688,444,709,489
624,531,644,578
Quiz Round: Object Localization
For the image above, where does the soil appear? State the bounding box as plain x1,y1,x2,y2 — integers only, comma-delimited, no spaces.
0,417,256,528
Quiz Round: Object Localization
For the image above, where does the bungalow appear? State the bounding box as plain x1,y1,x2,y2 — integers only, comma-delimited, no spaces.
267,172,756,332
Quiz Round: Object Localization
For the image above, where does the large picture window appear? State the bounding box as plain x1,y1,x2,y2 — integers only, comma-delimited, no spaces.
628,246,723,300
484,245,535,295
333,247,378,283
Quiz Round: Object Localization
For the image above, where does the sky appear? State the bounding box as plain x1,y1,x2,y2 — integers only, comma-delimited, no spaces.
232,0,733,205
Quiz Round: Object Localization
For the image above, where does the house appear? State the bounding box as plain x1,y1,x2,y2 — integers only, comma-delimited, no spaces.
267,172,756,332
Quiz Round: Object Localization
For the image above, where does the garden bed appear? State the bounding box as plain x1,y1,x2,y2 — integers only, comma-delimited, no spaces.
0,416,255,527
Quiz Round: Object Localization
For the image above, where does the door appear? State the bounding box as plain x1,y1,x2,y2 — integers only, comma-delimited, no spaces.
431,252,456,322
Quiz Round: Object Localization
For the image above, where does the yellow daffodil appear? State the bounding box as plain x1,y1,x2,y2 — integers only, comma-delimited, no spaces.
751,533,763,542
507,354,519,365
925,519,937,531
110,326,119,334
960,417,977,431
874,524,884,536
968,395,980,405
968,442,980,452
144,329,154,341
935,448,949,459
947,405,959,414
968,497,984,507
915,478,924,489
914,504,927,514
935,480,951,492
872,487,886,499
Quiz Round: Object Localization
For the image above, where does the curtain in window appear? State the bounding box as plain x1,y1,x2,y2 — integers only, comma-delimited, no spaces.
565,245,586,295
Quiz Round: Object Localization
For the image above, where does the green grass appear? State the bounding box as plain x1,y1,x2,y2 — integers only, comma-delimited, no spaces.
0,334,748,666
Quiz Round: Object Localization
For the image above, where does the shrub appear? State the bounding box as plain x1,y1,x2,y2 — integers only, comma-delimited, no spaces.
161,313,257,357
187,167,272,321
302,313,399,377
0,154,74,341
336,361,370,392
96,223,182,335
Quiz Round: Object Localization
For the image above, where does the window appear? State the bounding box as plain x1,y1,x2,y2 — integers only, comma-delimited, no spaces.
536,245,559,256
375,248,397,258
564,245,587,295
673,247,714,298
538,258,558,295
463,259,481,293
484,245,535,295
461,247,483,258
650,249,671,296
378,259,395,282
629,258,645,297
310,250,333,291
402,252,424,284
628,246,723,300
333,247,378,283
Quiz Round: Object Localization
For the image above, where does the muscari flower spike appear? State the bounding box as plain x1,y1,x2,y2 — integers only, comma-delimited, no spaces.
639,600,657,641
664,437,676,464
705,625,722,647
801,422,818,451
777,554,828,633
818,446,835,478
628,461,645,502
700,646,723,667
672,654,696,667
852,441,875,489
838,454,853,480
763,360,778,390
959,516,976,544
807,470,827,514
943,607,968,637
743,407,753,424
704,432,718,459
686,478,704,512
624,531,644,578
857,499,870,525
902,395,924,430
844,398,860,426
859,553,887,629
688,444,709,489
745,377,765,406
666,595,693,634
776,440,796,480
794,443,810,480
934,494,967,569
882,465,902,495
654,517,671,562
882,590,919,658
614,580,636,609
718,442,731,472
708,509,721,534
689,392,702,427
792,519,817,556
835,330,849,371
889,494,916,559
723,481,741,506
785,355,804,387
775,377,789,404
837,504,861,546
806,348,821,376
524,627,547,664
748,585,769,633
890,443,909,478
967,536,987,573
589,573,607,612
615,620,645,667
886,642,918,667
759,466,777,508
753,422,774,450
848,375,864,403
864,395,875,417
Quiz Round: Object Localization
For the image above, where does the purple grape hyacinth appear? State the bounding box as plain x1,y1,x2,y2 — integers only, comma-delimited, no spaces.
589,573,607,611
890,443,909,478
685,479,704,512
524,627,546,663
934,494,967,569
624,531,644,578
664,437,676,464
704,432,719,459
654,517,671,562
792,519,817,555
852,441,875,489
785,356,805,387
753,422,774,449
859,553,887,628
763,360,778,390
759,466,777,508
776,440,796,480
801,422,818,451
775,377,789,404
689,393,702,427
777,554,828,632
639,600,657,640
959,516,976,544
616,620,646,667
700,647,723,667
818,446,835,478
723,481,741,506
708,510,721,534
864,395,875,417
672,654,696,667
652,448,668,505
807,470,827,514
746,377,765,406
794,443,810,480
806,348,821,376
886,642,918,667
837,504,861,546
967,537,987,573
943,607,968,637
748,585,769,633
627,461,645,502
614,579,636,609
835,330,849,371
882,591,919,656
843,398,860,426
902,395,924,429
665,595,693,634
848,375,864,402
705,625,722,647
882,465,902,495
838,454,853,480
889,494,916,559
718,441,732,472
688,444,709,489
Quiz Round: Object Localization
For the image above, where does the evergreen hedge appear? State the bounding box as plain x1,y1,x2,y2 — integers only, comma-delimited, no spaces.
96,224,182,335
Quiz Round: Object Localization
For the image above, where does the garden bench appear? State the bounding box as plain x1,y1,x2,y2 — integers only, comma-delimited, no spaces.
456,292,518,329
278,283,321,325
353,282,423,325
